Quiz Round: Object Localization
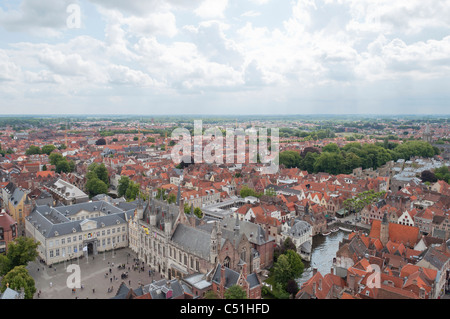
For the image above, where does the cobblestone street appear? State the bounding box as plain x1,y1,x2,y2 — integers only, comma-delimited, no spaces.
27,248,163,299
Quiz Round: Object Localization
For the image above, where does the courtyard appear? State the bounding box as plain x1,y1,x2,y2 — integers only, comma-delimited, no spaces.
27,247,163,299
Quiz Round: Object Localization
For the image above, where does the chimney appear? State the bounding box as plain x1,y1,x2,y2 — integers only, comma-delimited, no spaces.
330,267,334,275
312,268,318,276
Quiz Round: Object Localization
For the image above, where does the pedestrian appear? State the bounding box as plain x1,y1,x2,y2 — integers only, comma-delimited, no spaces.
50,282,52,288
110,277,112,283
93,288,95,293
128,280,131,286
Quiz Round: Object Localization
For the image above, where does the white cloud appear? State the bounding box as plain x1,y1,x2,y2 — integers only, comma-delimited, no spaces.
1,0,450,114
241,10,261,17
195,0,229,19
0,0,76,37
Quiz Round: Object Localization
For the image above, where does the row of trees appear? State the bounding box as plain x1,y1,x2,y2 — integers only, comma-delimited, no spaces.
25,144,56,156
279,140,440,175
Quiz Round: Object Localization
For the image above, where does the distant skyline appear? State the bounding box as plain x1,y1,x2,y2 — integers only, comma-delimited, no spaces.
1,0,450,115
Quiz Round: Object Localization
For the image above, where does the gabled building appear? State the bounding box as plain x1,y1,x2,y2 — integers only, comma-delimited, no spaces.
0,211,18,254
210,263,261,299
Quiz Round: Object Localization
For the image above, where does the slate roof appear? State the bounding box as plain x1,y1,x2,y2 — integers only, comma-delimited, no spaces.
27,201,134,239
171,224,216,260
9,187,27,207
143,278,192,299
211,263,260,289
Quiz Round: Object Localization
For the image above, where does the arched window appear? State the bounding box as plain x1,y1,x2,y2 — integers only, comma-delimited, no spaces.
224,256,231,268
241,248,246,261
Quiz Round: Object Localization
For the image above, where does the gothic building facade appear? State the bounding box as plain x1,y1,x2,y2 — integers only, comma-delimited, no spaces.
128,194,274,280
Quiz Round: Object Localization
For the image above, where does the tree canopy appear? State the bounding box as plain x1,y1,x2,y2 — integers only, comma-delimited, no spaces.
85,163,109,197
279,140,439,175
224,284,247,299
0,237,40,276
0,265,36,299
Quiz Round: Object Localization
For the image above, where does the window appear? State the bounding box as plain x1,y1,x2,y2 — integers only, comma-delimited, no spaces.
224,256,231,268
61,238,65,245
73,236,76,242
67,237,71,243
55,249,60,257
49,250,54,258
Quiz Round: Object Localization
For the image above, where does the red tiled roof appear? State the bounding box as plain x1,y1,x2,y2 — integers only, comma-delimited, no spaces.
369,220,420,247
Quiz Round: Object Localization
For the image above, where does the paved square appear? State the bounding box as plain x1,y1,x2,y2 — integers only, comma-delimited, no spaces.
27,248,163,299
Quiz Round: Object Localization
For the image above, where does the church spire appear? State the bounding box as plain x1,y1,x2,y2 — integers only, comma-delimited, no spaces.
380,212,389,246
176,183,181,206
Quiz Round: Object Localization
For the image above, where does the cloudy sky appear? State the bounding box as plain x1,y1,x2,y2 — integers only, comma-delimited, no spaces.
0,0,449,115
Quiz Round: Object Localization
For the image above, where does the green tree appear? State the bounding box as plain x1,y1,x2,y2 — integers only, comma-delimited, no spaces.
224,285,247,299
41,144,56,155
167,193,177,204
0,237,39,276
0,265,36,299
240,185,260,198
55,160,70,173
435,166,450,183
118,176,130,197
204,290,219,299
322,143,340,153
85,177,108,197
49,153,64,165
156,188,167,200
273,254,293,289
279,151,301,169
193,207,203,219
125,181,140,201
90,163,109,186
284,250,304,279
25,145,41,155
